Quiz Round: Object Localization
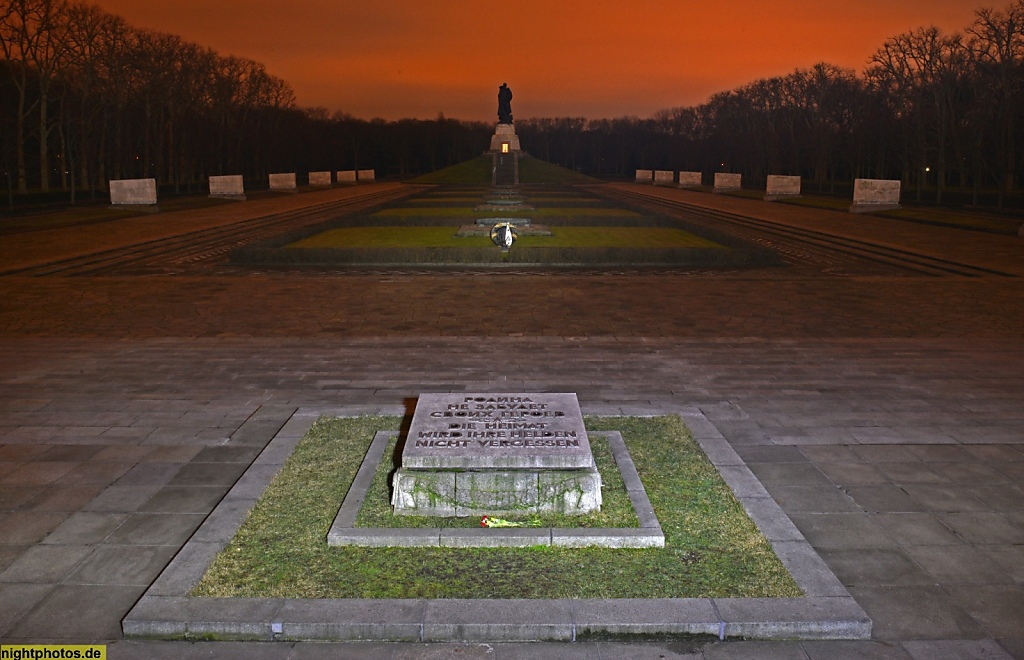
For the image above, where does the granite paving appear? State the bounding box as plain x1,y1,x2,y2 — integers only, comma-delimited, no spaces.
0,183,1022,657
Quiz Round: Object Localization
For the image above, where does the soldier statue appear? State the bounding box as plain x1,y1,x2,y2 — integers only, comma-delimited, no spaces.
497,83,513,124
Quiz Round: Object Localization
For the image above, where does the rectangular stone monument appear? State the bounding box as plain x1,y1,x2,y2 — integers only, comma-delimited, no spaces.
850,178,901,212
269,172,296,191
489,123,522,153
392,393,601,517
678,171,702,188
713,172,742,193
653,170,674,186
208,174,245,200
764,174,801,201
109,178,157,207
308,171,332,186
337,170,357,185
357,169,375,182
635,169,653,183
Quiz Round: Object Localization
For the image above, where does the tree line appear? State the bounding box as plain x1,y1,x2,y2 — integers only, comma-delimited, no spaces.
0,0,491,205
518,0,1024,207
2,0,1023,208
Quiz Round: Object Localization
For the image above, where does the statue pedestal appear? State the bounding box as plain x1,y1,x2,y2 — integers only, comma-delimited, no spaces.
489,123,521,153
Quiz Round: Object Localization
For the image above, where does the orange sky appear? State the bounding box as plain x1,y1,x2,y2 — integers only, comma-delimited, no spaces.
94,0,981,121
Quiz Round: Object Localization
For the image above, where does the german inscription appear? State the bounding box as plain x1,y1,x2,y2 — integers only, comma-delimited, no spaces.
402,393,594,470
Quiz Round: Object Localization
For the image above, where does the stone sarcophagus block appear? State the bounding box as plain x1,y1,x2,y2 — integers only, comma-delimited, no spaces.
109,178,157,206
713,172,742,193
308,171,332,186
269,172,296,191
850,178,901,212
208,175,245,200
678,171,702,187
765,175,801,200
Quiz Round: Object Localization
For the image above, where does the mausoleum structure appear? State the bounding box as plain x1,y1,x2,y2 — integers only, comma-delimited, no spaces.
392,393,602,516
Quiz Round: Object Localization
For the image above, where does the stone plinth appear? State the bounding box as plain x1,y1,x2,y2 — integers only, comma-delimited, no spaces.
765,175,801,201
653,170,674,186
392,393,601,516
337,170,357,184
678,171,702,187
110,178,157,206
269,172,296,191
714,173,742,193
309,171,332,186
850,178,901,212
489,123,522,153
208,175,245,200
635,169,653,183
357,169,375,182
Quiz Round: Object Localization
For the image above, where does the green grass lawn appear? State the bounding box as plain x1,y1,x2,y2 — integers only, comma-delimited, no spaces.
192,415,800,599
287,226,724,249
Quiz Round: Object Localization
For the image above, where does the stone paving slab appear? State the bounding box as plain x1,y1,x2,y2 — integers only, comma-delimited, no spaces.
122,406,869,642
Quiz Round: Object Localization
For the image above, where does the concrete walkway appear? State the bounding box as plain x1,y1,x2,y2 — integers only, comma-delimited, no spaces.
0,183,1022,658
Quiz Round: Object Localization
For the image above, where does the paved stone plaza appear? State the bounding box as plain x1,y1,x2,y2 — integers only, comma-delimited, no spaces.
1,183,1022,658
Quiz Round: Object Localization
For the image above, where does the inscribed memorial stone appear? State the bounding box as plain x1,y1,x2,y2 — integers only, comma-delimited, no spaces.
209,175,245,199
402,393,594,470
678,171,702,187
392,393,601,516
851,178,901,212
714,172,742,192
110,178,157,205
765,175,800,200
654,170,674,186
269,173,296,191
308,171,332,186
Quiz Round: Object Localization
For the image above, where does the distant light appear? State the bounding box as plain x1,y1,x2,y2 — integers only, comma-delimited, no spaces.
501,143,509,154
924,167,930,172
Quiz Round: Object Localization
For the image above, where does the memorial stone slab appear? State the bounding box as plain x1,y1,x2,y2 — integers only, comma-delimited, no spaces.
714,172,742,193
109,178,157,206
678,171,702,187
850,178,901,212
337,170,357,184
402,393,593,469
269,172,296,191
653,170,674,186
765,175,801,200
357,169,375,182
392,393,601,516
308,171,332,186
208,175,245,200
635,169,654,183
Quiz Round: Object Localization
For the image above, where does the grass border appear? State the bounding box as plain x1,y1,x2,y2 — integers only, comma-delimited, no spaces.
191,415,800,600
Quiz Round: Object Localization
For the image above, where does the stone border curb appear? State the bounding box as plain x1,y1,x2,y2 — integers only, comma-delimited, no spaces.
123,406,871,642
327,430,665,548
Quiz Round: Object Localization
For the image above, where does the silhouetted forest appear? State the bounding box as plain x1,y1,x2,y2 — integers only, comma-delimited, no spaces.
2,0,1023,207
